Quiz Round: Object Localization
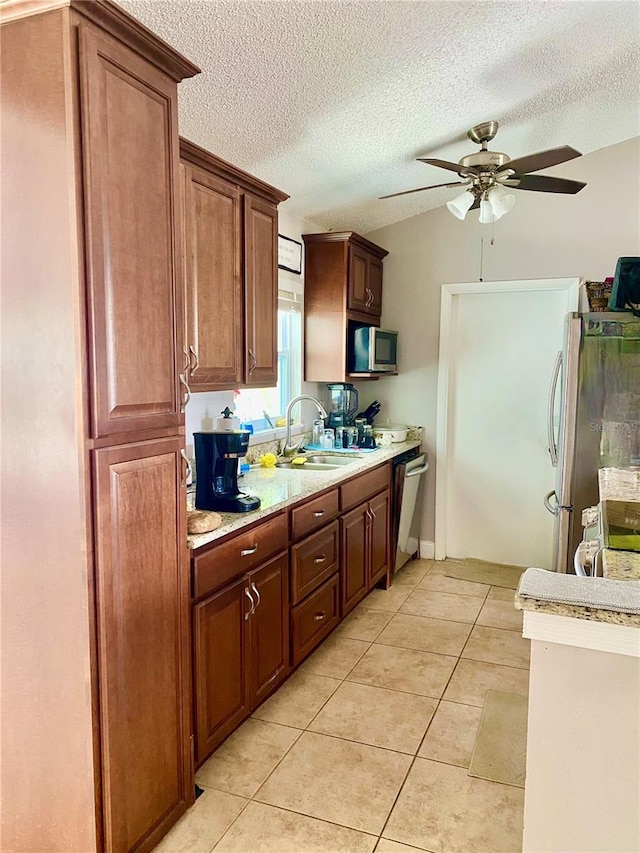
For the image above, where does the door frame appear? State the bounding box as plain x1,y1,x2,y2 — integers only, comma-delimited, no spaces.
434,278,580,561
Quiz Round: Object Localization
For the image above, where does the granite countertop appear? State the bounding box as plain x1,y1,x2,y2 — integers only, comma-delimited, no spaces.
188,439,422,551
515,466,640,626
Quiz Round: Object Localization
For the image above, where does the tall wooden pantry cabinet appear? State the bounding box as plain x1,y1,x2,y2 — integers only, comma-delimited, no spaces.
1,2,199,851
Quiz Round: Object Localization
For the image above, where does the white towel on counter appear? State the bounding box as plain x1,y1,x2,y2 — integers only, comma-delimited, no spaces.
517,567,640,615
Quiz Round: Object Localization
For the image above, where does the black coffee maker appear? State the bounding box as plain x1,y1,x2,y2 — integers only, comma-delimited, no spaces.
194,431,260,513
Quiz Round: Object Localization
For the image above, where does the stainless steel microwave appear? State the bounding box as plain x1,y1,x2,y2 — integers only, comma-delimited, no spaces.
352,326,398,373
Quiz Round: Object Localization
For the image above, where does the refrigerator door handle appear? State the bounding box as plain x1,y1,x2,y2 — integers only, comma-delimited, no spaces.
544,489,559,517
547,350,562,468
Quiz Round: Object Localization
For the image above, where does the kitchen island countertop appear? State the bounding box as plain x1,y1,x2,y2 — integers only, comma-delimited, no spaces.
515,466,640,627
188,439,422,551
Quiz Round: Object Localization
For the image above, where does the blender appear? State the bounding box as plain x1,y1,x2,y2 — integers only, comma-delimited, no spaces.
324,383,359,429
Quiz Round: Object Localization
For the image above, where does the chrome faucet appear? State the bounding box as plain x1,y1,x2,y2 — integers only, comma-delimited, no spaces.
282,395,328,457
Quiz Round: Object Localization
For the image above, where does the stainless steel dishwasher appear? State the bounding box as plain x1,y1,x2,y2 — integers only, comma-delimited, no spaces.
392,450,428,573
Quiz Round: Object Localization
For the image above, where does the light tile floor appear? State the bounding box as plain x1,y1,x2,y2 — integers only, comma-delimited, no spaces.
155,558,529,853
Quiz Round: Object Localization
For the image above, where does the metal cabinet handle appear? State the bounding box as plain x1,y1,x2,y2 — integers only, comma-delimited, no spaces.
313,555,327,564
365,287,372,307
313,510,325,518
547,350,562,468
182,347,190,372
240,545,258,557
543,490,559,517
250,581,261,608
244,587,255,620
179,372,191,412
313,611,326,621
369,507,376,520
248,348,257,375
406,463,429,478
179,449,191,487
365,508,373,522
189,345,199,373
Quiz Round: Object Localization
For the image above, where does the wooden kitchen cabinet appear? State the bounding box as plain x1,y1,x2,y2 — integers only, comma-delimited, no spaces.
244,194,279,387
2,4,200,851
348,244,383,316
93,437,192,852
80,26,188,440
303,231,388,382
340,466,391,616
180,139,288,392
340,503,369,614
193,547,289,765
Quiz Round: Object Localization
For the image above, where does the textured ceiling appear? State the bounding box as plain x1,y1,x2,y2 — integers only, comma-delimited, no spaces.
121,0,640,233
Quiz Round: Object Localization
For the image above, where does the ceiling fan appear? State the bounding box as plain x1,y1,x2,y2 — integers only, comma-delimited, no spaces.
381,120,587,222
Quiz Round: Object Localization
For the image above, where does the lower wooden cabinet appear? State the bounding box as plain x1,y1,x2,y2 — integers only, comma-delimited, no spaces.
93,438,192,852
341,488,390,616
291,573,340,665
193,552,288,765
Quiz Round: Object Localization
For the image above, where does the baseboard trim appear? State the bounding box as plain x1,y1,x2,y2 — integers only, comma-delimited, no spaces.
419,540,435,560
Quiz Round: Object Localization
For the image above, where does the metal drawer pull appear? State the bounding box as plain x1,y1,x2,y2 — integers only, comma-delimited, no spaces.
179,372,191,411
240,545,258,556
250,581,261,608
189,344,199,372
313,555,327,564
313,611,326,621
313,510,325,517
244,587,255,620
179,449,191,487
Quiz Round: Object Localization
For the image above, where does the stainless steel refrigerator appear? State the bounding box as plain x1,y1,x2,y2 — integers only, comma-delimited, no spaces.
545,312,640,572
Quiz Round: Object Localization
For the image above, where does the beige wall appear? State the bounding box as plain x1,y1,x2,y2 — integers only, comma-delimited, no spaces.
364,136,640,548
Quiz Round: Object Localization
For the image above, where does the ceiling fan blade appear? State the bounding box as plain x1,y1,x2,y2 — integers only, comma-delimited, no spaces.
418,157,478,176
506,174,586,194
379,181,469,200
497,145,582,175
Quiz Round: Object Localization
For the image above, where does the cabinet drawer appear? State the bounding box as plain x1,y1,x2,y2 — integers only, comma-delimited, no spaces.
291,573,340,666
193,513,287,600
291,521,339,605
290,488,339,541
340,463,390,512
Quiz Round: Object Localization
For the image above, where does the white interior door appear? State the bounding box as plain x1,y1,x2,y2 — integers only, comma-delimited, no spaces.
436,279,579,568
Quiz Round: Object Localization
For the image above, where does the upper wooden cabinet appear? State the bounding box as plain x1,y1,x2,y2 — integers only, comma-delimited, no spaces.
79,25,188,439
180,139,288,392
303,232,388,382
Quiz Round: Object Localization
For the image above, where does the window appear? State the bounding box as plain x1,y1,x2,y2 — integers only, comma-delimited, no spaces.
235,288,302,431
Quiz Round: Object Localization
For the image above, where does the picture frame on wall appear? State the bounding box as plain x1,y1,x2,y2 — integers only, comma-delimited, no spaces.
278,234,303,274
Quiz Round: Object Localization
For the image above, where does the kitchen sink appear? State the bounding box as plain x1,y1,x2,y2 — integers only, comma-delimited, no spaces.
278,454,360,471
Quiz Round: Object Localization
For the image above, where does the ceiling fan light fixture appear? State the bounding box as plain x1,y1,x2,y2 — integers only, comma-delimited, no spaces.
479,196,496,224
446,189,475,220
487,184,516,220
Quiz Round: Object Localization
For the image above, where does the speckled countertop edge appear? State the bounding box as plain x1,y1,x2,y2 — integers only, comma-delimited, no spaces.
188,440,423,551
515,594,640,627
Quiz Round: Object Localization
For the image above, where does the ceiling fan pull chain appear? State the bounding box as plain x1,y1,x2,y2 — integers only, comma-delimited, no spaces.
479,235,484,283
491,217,496,246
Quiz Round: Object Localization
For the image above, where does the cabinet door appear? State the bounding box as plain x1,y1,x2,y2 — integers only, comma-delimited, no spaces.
244,195,278,387
340,503,369,616
93,438,191,852
369,490,390,587
348,246,370,313
183,164,243,389
368,257,383,316
248,553,289,706
79,28,183,438
193,576,250,766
